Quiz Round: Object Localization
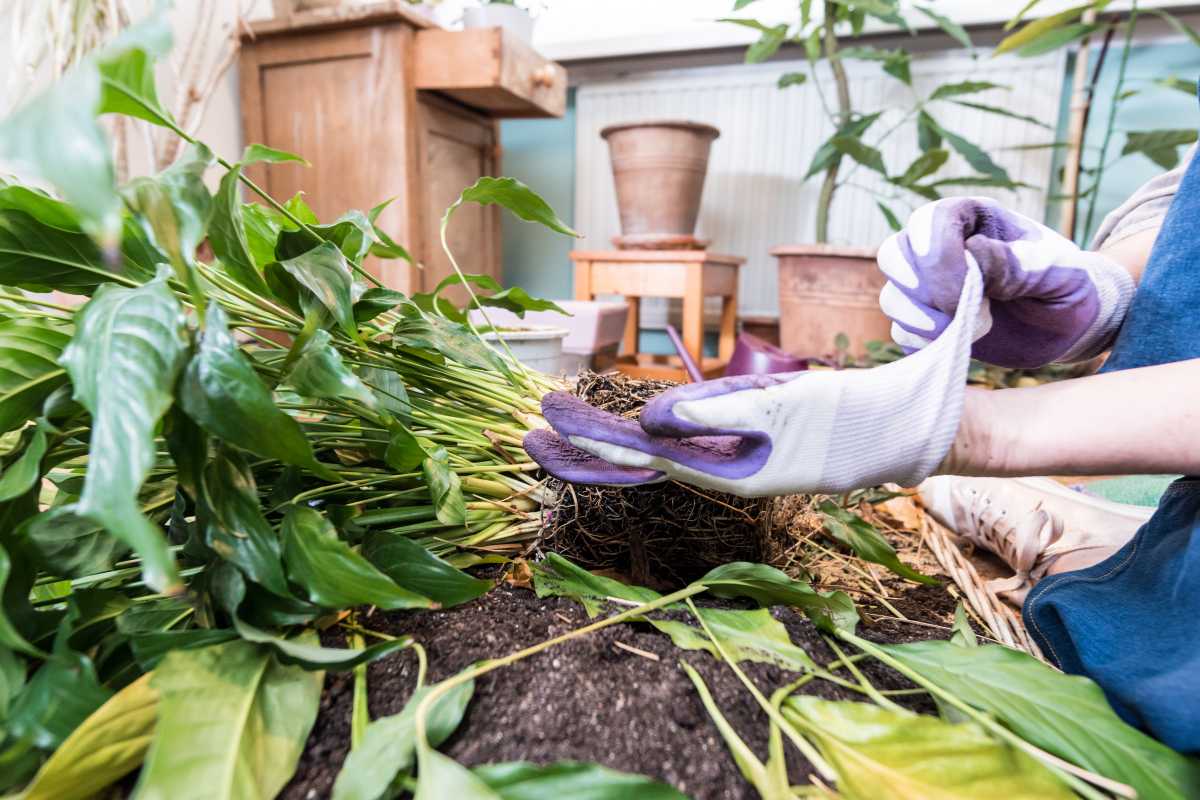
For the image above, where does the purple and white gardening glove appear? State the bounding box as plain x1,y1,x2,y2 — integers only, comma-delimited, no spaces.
524,265,985,498
877,197,1134,368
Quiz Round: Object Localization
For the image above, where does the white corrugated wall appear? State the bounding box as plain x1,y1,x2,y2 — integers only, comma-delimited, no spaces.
575,49,1067,321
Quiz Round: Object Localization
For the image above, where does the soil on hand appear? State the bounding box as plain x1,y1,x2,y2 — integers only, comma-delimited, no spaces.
282,583,948,800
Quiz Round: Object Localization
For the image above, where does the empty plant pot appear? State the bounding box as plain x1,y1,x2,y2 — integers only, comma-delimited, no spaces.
725,333,808,376
601,120,720,250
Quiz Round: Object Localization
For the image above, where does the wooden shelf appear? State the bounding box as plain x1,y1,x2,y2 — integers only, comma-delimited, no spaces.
415,28,567,118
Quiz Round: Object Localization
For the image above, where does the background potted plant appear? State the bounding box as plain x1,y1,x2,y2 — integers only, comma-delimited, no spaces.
728,0,1026,357
463,0,536,44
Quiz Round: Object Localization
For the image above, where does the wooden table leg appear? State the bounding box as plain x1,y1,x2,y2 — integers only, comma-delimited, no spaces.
622,296,640,356
718,294,737,362
573,258,593,301
683,262,704,369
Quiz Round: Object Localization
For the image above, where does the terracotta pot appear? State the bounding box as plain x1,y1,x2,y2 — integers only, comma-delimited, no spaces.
773,244,891,358
600,120,720,249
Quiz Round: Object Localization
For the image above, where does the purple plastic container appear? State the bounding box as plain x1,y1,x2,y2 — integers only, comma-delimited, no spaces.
725,333,808,377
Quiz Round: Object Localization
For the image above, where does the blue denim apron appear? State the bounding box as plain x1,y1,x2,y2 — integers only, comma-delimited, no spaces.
1023,98,1200,753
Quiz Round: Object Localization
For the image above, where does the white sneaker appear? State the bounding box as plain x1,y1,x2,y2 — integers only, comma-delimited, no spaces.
917,476,1154,604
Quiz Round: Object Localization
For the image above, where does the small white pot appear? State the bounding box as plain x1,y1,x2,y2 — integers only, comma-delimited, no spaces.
462,4,534,44
481,326,568,375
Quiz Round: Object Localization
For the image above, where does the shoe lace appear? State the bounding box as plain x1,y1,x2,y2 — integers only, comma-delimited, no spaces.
956,486,1065,597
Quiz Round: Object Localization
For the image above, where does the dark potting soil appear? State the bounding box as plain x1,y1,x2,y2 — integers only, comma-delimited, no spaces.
281,581,951,800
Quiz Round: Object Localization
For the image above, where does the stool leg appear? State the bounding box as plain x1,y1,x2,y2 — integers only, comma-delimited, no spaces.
573,259,593,301
718,294,737,362
623,297,640,357
683,263,704,374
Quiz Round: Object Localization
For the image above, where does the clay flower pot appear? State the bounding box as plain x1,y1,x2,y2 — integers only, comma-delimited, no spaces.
772,244,891,358
600,120,720,250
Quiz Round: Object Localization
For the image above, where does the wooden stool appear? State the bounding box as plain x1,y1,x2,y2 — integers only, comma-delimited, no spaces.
570,250,745,382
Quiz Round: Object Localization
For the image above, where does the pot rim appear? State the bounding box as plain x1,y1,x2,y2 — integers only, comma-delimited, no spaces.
600,120,721,140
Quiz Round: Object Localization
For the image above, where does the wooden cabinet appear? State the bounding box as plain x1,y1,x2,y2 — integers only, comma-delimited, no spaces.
239,1,565,295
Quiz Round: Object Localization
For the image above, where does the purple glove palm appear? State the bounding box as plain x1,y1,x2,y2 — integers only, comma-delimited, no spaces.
877,197,1134,368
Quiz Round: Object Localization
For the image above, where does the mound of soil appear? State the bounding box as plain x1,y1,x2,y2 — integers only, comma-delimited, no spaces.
282,581,953,800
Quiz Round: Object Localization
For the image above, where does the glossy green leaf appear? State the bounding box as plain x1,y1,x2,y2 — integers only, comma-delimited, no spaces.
19,504,127,578
242,143,308,165
746,23,789,63
929,81,1005,101
122,144,214,279
209,166,272,296
129,629,239,671
921,114,1013,182
819,500,936,585
95,15,174,127
283,328,378,408
281,505,433,610
210,564,412,670
363,531,492,608
0,318,71,434
783,697,1073,800
1017,22,1099,57
1156,76,1197,96
841,47,910,85
277,211,378,265
332,678,475,800
1122,129,1199,171
805,113,882,179
877,201,903,232
200,448,290,597
0,425,45,502
273,241,359,338
19,672,157,800
354,288,408,323
696,562,859,634
651,607,815,671
359,366,412,419
877,640,1200,800
0,67,120,247
395,305,509,374
422,445,467,526
894,149,950,187
478,286,568,319
917,110,943,152
383,423,425,472
61,277,187,593
134,638,322,800
0,208,150,295
242,203,285,268
950,603,977,648
446,177,578,238
474,761,689,800
777,71,808,88
994,5,1091,55
415,745,500,800
0,184,81,230
915,4,972,47
0,540,41,656
532,552,661,617
179,303,337,481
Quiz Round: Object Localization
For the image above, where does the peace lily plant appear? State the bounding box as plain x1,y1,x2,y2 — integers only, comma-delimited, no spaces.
0,10,1198,800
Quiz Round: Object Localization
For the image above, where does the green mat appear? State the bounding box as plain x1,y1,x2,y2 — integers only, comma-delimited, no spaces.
1084,475,1181,508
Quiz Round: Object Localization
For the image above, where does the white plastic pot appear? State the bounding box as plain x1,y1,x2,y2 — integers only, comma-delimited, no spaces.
481,326,569,375
471,300,629,372
462,3,534,44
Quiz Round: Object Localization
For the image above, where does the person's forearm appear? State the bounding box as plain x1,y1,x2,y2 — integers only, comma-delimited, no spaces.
939,359,1200,477
1097,226,1158,284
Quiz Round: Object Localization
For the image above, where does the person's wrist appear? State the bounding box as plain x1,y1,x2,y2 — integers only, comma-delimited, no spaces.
936,387,1016,476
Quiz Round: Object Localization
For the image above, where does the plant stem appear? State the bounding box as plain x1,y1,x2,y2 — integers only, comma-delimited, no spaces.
1082,2,1138,243
815,1,853,245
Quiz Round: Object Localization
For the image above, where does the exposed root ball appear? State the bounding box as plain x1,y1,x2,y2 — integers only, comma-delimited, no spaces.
540,373,771,588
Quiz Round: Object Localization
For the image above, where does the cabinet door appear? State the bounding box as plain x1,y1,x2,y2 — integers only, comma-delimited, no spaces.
417,96,500,304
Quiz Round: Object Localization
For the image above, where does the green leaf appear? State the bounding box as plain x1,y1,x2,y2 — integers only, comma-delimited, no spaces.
241,143,309,165
917,110,943,152
895,149,950,186
363,531,492,608
474,761,689,800
950,100,1053,129
354,288,408,323
283,328,378,409
841,47,910,85
384,423,425,472
929,80,1005,101
134,638,322,800
0,209,154,294
922,114,1013,182
209,167,272,297
1017,22,1099,57
0,425,45,502
805,113,882,179
0,67,120,247
680,662,770,794
915,4,972,48
950,602,978,648
129,629,239,671
446,177,578,238
282,505,433,610
272,241,360,339
210,564,412,670
994,4,1091,55
415,746,501,800
200,448,290,597
783,697,1073,800
61,277,188,593
477,286,568,319
877,640,1200,800
532,552,660,617
777,71,808,88
1122,129,1199,171
422,444,467,526
278,211,378,265
0,183,81,230
696,562,860,634
819,500,937,585
122,143,214,279
1156,76,1197,96
19,673,157,800
179,303,336,481
733,0,763,9
746,24,789,63
332,678,475,800
19,504,127,579
243,203,285,268
284,192,319,226
0,318,71,434
0,540,42,656
650,607,815,671
1151,9,1200,47
876,201,903,232
394,306,509,375
95,15,175,127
